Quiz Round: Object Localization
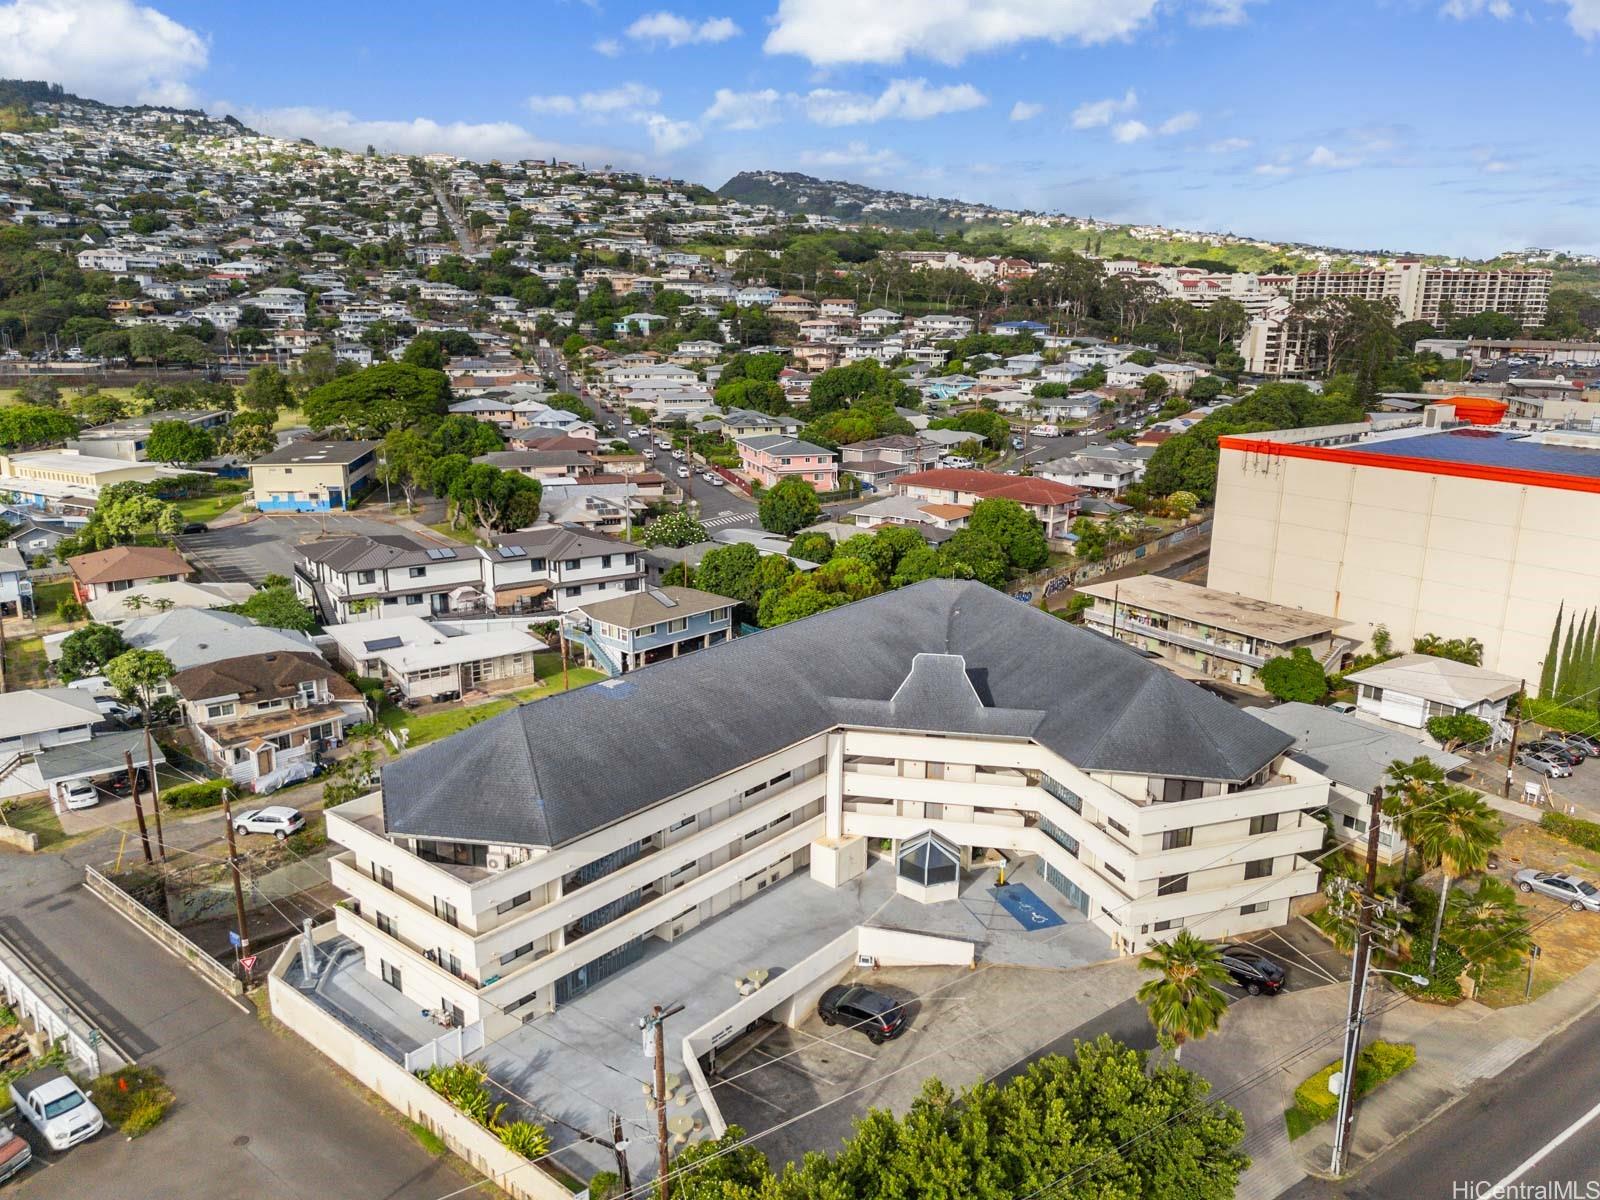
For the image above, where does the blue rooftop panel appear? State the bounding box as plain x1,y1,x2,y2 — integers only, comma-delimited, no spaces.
1356,430,1600,480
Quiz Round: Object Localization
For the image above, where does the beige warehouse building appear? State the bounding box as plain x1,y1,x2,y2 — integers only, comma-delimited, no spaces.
1207,411,1600,685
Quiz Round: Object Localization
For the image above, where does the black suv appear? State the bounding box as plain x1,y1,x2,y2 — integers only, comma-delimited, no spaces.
818,985,906,1043
1219,944,1286,995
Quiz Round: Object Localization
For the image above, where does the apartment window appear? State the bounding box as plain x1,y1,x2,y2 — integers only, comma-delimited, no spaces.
205,702,235,720
298,680,318,702
409,566,427,578
1153,917,1183,932
1107,816,1130,837
1157,874,1189,896
1104,863,1125,881
601,554,613,568
1240,902,1267,915
668,815,696,832
495,891,532,916
356,570,375,584
1161,778,1206,804
1162,828,1193,850
1249,813,1280,836
667,618,687,633
500,941,537,966
563,558,581,570
406,594,423,605
379,960,402,991
433,898,459,928
376,913,397,938
370,864,393,890
1243,858,1274,880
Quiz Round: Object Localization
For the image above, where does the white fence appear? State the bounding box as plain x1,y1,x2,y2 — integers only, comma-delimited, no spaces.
0,929,128,1078
403,1020,486,1073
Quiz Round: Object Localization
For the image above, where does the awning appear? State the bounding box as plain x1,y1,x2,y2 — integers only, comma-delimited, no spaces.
33,730,167,786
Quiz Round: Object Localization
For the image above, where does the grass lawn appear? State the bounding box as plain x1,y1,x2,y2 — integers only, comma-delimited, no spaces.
272,405,309,432
28,579,78,630
1,634,48,689
533,652,605,688
1,801,66,850
425,520,484,547
0,386,142,408
379,660,605,748
173,480,249,525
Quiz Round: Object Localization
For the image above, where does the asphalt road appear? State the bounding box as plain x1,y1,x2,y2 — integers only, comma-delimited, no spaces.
1283,1004,1600,1200
0,848,457,1200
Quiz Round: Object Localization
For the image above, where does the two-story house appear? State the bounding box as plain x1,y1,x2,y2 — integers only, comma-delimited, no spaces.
713,410,802,440
249,441,378,513
295,533,489,623
483,527,645,614
68,545,191,603
736,435,839,491
170,651,368,788
837,435,939,493
892,469,1082,541
563,586,736,675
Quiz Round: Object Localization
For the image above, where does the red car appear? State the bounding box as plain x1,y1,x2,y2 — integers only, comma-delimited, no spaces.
0,1123,32,1184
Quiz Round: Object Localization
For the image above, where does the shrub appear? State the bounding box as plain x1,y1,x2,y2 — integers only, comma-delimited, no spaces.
1285,1041,1416,1139
1259,647,1328,703
407,1120,448,1156
88,1066,173,1135
496,1119,551,1159
1395,943,1466,1002
1541,810,1600,854
122,1095,169,1137
161,779,231,810
1523,697,1596,733
1426,714,1491,749
589,1170,620,1200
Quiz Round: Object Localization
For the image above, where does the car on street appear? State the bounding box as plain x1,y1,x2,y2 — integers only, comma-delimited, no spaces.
0,1122,31,1184
181,522,208,534
1518,750,1572,778
94,696,139,723
1526,739,1583,766
676,466,690,478
1219,944,1286,994
672,449,686,461
708,475,725,487
1515,869,1600,911
8,1067,103,1151
60,779,100,810
818,984,906,1043
1011,437,1025,450
233,804,306,840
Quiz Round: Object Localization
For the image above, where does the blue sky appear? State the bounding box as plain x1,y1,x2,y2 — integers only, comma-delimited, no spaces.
5,0,1600,256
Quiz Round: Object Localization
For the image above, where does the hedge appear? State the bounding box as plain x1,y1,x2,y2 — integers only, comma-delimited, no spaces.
1523,697,1598,733
161,778,231,810
1285,1041,1416,1139
1541,810,1600,854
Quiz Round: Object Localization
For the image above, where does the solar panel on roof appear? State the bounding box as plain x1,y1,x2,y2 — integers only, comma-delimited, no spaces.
647,587,677,608
435,547,457,559
497,545,525,557
363,636,403,652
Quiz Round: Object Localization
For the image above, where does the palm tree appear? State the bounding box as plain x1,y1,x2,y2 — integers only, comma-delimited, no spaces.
1383,757,1446,878
1136,930,1233,1061
1407,785,1501,973
1447,877,1532,991
122,593,147,612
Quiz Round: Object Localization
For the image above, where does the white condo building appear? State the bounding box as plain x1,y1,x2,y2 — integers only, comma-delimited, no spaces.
324,581,1328,1025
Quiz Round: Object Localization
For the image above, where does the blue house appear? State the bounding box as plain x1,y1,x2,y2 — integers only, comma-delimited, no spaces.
563,585,736,675
248,440,378,513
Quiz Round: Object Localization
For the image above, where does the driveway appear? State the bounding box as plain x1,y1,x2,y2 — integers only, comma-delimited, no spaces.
176,514,402,585
0,849,457,1200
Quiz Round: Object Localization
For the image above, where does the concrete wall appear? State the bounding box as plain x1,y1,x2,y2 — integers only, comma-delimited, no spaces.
266,949,572,1200
84,865,244,998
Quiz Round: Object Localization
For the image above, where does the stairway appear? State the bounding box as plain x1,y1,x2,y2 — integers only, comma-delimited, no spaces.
565,627,623,677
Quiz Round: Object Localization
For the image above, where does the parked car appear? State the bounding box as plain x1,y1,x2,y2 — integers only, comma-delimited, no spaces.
232,805,306,840
818,984,906,1043
1526,739,1582,766
1518,750,1572,778
101,766,150,797
1220,944,1286,995
0,1122,31,1183
94,696,139,724
8,1067,103,1151
1011,437,1025,450
60,779,99,811
180,522,208,535
1515,869,1600,912
708,476,725,487
1328,701,1357,715
1550,731,1600,756
676,467,689,478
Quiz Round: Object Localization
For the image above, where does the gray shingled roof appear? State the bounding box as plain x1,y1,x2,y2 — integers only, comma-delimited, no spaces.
298,532,452,572
381,580,1294,850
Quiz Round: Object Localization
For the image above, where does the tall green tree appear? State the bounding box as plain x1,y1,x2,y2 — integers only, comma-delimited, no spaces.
239,365,292,415
1384,756,1446,878
144,420,217,466
1258,647,1328,703
1540,603,1563,699
967,498,1049,572
1136,931,1234,1060
758,476,821,535
302,363,451,437
1408,786,1500,974
757,556,883,626
58,623,129,681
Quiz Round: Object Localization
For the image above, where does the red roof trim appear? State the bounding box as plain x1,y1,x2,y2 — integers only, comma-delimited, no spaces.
1217,435,1600,495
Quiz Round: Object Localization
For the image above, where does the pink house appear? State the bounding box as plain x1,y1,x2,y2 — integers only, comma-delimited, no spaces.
736,434,839,491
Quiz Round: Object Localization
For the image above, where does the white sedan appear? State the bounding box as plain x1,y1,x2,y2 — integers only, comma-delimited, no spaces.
676,467,690,479
708,475,726,487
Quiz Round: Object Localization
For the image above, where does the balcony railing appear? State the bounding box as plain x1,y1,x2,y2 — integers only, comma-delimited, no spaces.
1084,609,1267,668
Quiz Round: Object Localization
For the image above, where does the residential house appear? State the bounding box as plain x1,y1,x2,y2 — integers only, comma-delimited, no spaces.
67,409,230,462
295,533,489,623
912,314,975,339
321,616,544,702
859,308,902,334
324,580,1328,1022
564,586,736,676
87,580,255,623
893,469,1082,540
1343,654,1520,734
838,435,938,492
848,492,969,538
714,410,802,439
736,435,839,491
769,295,817,320
1077,576,1351,688
472,449,597,481
0,547,29,618
819,298,856,318
0,688,101,758
114,608,316,676
249,441,378,512
68,545,190,603
170,651,368,790
482,527,645,614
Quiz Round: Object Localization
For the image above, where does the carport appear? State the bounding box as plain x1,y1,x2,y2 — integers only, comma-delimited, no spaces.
34,730,167,812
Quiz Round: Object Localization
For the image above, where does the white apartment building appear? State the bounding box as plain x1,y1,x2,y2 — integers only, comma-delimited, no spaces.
1289,262,1550,327
325,581,1327,1023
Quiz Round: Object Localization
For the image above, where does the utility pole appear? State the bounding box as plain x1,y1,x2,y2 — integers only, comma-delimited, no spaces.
1503,678,1527,798
640,1002,685,1200
220,788,251,960
610,1111,634,1196
143,719,165,862
124,750,153,864
1330,786,1383,1177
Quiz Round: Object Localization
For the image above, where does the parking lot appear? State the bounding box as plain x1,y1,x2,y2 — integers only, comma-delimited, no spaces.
1465,740,1600,822
176,513,404,585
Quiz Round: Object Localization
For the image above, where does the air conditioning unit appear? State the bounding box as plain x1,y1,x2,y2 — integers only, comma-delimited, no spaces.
486,852,507,871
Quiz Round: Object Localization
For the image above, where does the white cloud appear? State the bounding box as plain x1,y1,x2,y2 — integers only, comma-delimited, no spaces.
228,104,639,166
1071,89,1138,129
1009,100,1044,121
1564,0,1600,36
527,94,579,115
1253,162,1292,175
0,0,208,106
1111,119,1150,143
1440,0,1514,17
1208,136,1252,152
1482,159,1511,173
640,112,700,152
530,82,664,117
804,78,987,125
593,37,622,56
703,88,783,130
764,0,1161,66
1189,0,1265,24
1158,110,1199,135
1306,144,1360,168
625,10,740,47
797,140,906,173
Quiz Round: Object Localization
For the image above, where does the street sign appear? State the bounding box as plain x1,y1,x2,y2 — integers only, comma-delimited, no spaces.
1531,944,1542,959
240,954,258,973
228,930,242,949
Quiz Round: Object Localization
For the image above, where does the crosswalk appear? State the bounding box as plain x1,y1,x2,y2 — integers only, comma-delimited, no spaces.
702,512,754,529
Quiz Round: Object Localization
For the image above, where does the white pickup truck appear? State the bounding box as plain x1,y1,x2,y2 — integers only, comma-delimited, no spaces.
8,1067,103,1151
